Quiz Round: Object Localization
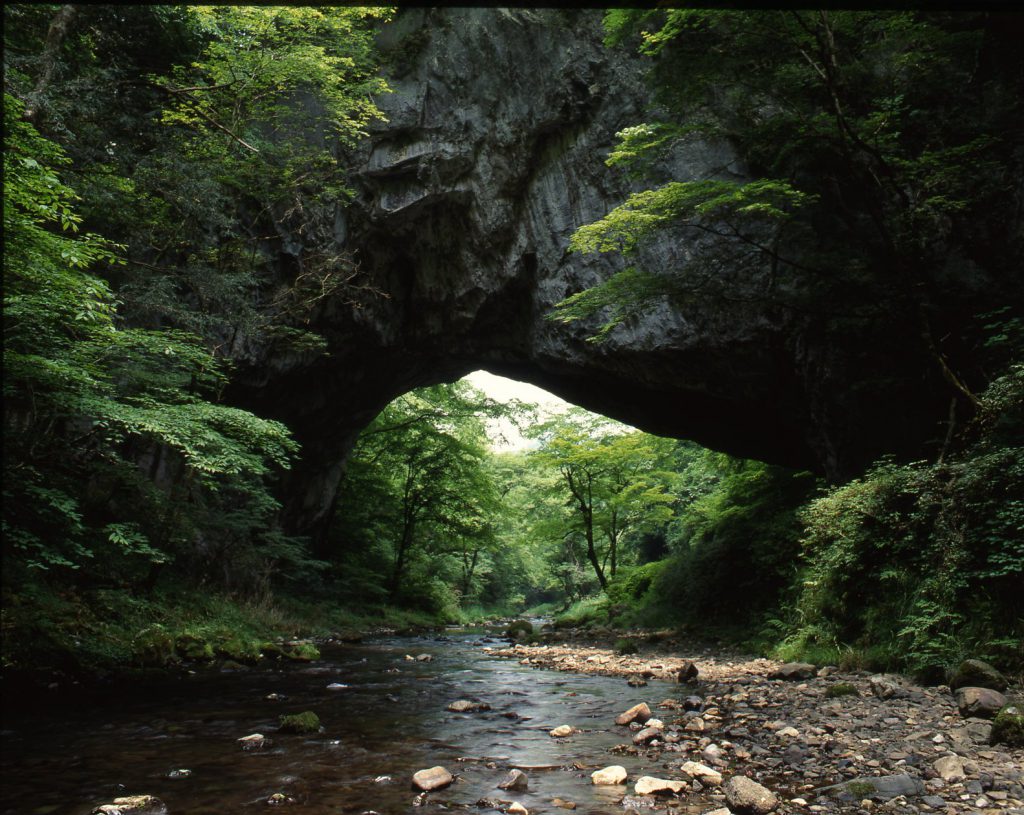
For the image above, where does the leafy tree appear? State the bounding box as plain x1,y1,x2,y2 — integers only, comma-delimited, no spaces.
529,410,676,589
554,11,1023,407
333,382,510,610
3,92,298,588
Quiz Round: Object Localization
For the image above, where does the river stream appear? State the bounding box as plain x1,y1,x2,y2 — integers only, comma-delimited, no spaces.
0,627,705,814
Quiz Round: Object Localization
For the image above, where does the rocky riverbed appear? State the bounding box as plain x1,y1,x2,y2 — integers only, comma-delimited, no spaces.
2,628,1020,815
487,638,1024,815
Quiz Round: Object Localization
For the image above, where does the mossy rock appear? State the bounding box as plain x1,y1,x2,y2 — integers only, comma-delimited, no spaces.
279,711,321,734
285,641,320,662
260,641,287,660
214,635,261,663
949,659,1009,692
615,637,639,655
134,626,176,667
825,683,859,698
990,705,1024,747
505,619,533,639
175,633,214,662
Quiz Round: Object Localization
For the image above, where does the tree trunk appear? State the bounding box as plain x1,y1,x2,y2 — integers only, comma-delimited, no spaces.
24,4,77,124
388,521,414,603
583,510,607,589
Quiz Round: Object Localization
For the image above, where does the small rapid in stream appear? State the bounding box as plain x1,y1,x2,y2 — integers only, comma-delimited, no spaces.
0,626,704,814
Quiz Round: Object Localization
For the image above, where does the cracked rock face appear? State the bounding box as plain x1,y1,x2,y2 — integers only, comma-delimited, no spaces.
227,9,996,538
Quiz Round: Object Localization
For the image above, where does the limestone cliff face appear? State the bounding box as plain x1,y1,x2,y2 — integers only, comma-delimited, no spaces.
227,9,993,538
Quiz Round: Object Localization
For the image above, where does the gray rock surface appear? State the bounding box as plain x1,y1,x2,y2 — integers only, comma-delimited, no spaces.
956,687,1008,719
221,8,1017,540
412,765,453,791
724,776,779,814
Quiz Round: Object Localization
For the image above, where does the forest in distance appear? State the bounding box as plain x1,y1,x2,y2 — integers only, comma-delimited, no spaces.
3,4,1023,693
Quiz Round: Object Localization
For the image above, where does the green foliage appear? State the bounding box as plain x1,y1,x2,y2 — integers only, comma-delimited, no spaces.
789,367,1024,677
558,9,1022,429
3,93,301,593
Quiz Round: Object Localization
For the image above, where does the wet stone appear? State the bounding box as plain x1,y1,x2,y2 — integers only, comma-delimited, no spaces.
616,702,652,726
497,769,528,791
592,765,628,785
412,766,453,791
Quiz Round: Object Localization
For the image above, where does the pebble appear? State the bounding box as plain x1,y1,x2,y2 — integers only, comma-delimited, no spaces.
635,776,687,795
549,725,574,738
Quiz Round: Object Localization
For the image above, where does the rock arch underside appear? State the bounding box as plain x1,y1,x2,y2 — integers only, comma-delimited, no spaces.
223,9,1016,540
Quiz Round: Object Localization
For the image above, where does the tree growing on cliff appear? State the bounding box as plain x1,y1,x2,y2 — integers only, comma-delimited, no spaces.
554,10,1023,410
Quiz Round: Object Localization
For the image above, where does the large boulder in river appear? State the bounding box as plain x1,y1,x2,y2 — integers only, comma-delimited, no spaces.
955,686,1008,718
949,659,1009,692
412,766,453,791
724,776,779,814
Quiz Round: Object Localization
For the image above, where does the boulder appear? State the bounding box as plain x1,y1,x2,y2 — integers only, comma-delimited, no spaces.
955,686,1008,719
680,761,723,786
278,711,320,734
497,769,528,791
412,766,453,791
933,755,965,783
615,702,652,726
990,705,1024,747
677,661,700,683
768,663,815,681
92,796,166,815
549,725,574,738
416,653,433,662
724,776,779,814
592,765,628,785
633,726,663,745
948,659,1008,692
506,619,534,639
869,674,902,700
635,776,687,795
683,695,704,711
508,804,528,815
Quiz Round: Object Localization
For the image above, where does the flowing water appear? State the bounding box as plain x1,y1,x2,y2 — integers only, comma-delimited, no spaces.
1,627,703,814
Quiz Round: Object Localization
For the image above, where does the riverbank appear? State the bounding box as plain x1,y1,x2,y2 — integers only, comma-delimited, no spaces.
0,583,447,694
488,637,1024,814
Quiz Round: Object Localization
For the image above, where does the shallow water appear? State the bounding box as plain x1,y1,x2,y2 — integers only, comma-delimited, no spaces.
0,627,701,814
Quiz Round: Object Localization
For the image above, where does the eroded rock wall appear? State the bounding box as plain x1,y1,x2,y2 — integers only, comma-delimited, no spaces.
227,9,999,539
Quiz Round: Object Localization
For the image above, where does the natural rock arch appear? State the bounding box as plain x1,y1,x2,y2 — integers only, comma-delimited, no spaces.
225,9,995,540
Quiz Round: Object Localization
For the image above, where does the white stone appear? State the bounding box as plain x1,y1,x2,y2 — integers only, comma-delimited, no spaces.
681,761,723,786
412,766,453,791
592,765,628,785
549,725,574,738
635,776,687,795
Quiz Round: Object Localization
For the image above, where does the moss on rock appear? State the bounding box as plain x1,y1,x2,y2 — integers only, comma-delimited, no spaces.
990,705,1024,747
134,626,176,667
175,633,214,661
279,711,321,734
285,641,320,661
